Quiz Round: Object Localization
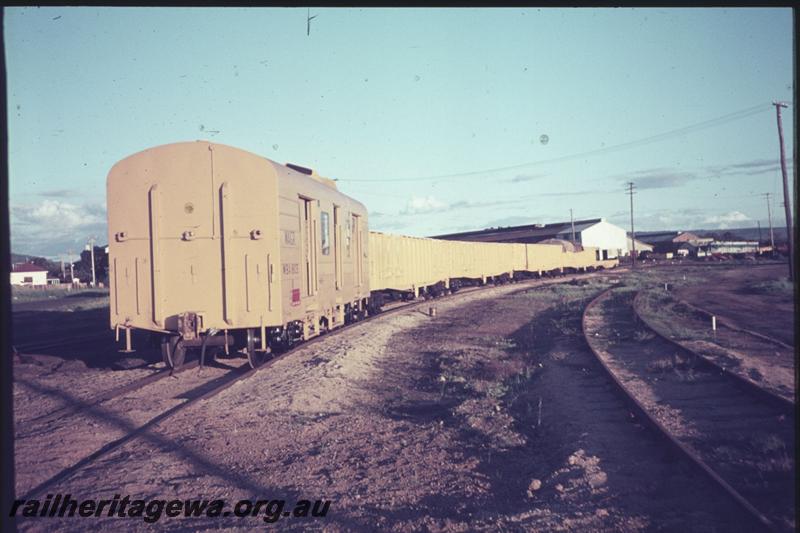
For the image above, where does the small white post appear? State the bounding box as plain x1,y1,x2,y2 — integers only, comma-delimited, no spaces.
712,315,717,342
537,397,542,427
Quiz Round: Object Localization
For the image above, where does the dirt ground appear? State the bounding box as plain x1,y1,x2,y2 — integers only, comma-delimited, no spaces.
11,262,794,531
671,263,795,346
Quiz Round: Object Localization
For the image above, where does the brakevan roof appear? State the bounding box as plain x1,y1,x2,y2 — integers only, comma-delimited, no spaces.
431,218,604,242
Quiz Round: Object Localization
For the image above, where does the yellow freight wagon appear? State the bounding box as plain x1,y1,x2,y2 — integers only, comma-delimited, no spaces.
108,141,618,369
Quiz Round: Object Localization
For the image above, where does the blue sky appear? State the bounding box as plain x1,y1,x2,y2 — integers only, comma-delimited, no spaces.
5,7,794,258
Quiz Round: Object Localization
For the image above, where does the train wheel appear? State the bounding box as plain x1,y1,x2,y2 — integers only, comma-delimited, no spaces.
246,328,270,369
161,336,186,370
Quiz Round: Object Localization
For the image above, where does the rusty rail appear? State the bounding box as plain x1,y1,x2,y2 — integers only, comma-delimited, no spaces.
668,296,793,351
18,272,599,501
581,287,777,531
632,291,794,413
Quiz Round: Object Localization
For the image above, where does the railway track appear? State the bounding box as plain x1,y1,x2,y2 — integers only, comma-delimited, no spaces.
582,286,795,532
663,295,794,350
13,331,110,355
17,271,623,503
17,360,251,502
15,276,540,501
633,291,795,409
17,361,200,433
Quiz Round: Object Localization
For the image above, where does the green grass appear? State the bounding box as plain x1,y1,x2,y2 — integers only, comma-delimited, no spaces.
741,279,794,296
636,290,713,342
11,285,109,304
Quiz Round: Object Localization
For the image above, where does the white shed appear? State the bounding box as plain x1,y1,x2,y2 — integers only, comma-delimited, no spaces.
574,219,630,259
10,263,48,286
433,217,631,260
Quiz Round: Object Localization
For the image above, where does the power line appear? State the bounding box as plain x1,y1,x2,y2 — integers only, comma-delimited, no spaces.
337,102,773,183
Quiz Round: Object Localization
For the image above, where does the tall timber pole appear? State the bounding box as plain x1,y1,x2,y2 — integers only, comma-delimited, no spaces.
87,237,96,287
627,182,636,268
757,220,762,246
570,208,576,244
773,101,794,281
763,193,776,251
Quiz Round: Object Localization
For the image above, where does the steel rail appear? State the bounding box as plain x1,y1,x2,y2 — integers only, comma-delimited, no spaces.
16,272,599,439
632,291,794,412
17,360,200,433
667,295,794,351
581,287,778,532
13,331,109,354
18,269,617,501
16,274,560,501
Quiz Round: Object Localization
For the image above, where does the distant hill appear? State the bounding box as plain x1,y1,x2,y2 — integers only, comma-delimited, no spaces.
11,252,48,265
689,226,789,244
10,252,61,276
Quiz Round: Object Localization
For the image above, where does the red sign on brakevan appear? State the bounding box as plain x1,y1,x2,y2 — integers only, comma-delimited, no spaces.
291,288,300,306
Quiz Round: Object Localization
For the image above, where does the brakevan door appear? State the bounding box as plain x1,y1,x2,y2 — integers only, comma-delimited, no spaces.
299,196,319,298
212,145,281,329
108,142,218,331
353,213,363,287
109,142,281,333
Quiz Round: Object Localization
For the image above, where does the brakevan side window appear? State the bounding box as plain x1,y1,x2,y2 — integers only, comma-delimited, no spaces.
321,211,330,255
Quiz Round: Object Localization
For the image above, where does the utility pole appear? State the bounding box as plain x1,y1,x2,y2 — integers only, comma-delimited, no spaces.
68,250,74,282
87,237,96,287
60,254,66,281
757,220,762,248
627,182,636,268
763,193,776,251
773,101,794,280
570,208,576,244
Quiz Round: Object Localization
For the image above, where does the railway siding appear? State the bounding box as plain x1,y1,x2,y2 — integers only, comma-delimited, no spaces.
634,289,795,405
12,263,794,531
583,287,796,532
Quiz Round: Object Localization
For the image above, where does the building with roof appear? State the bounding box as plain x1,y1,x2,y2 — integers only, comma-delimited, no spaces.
636,231,713,256
627,236,654,255
432,218,630,260
708,241,760,255
10,263,48,286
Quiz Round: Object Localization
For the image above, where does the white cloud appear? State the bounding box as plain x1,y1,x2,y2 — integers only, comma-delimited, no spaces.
11,199,107,257
401,195,448,215
702,210,750,229
13,199,104,228
608,209,753,232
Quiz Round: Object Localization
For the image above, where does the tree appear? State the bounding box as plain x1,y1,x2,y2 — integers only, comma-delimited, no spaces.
72,246,109,285
23,255,60,279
